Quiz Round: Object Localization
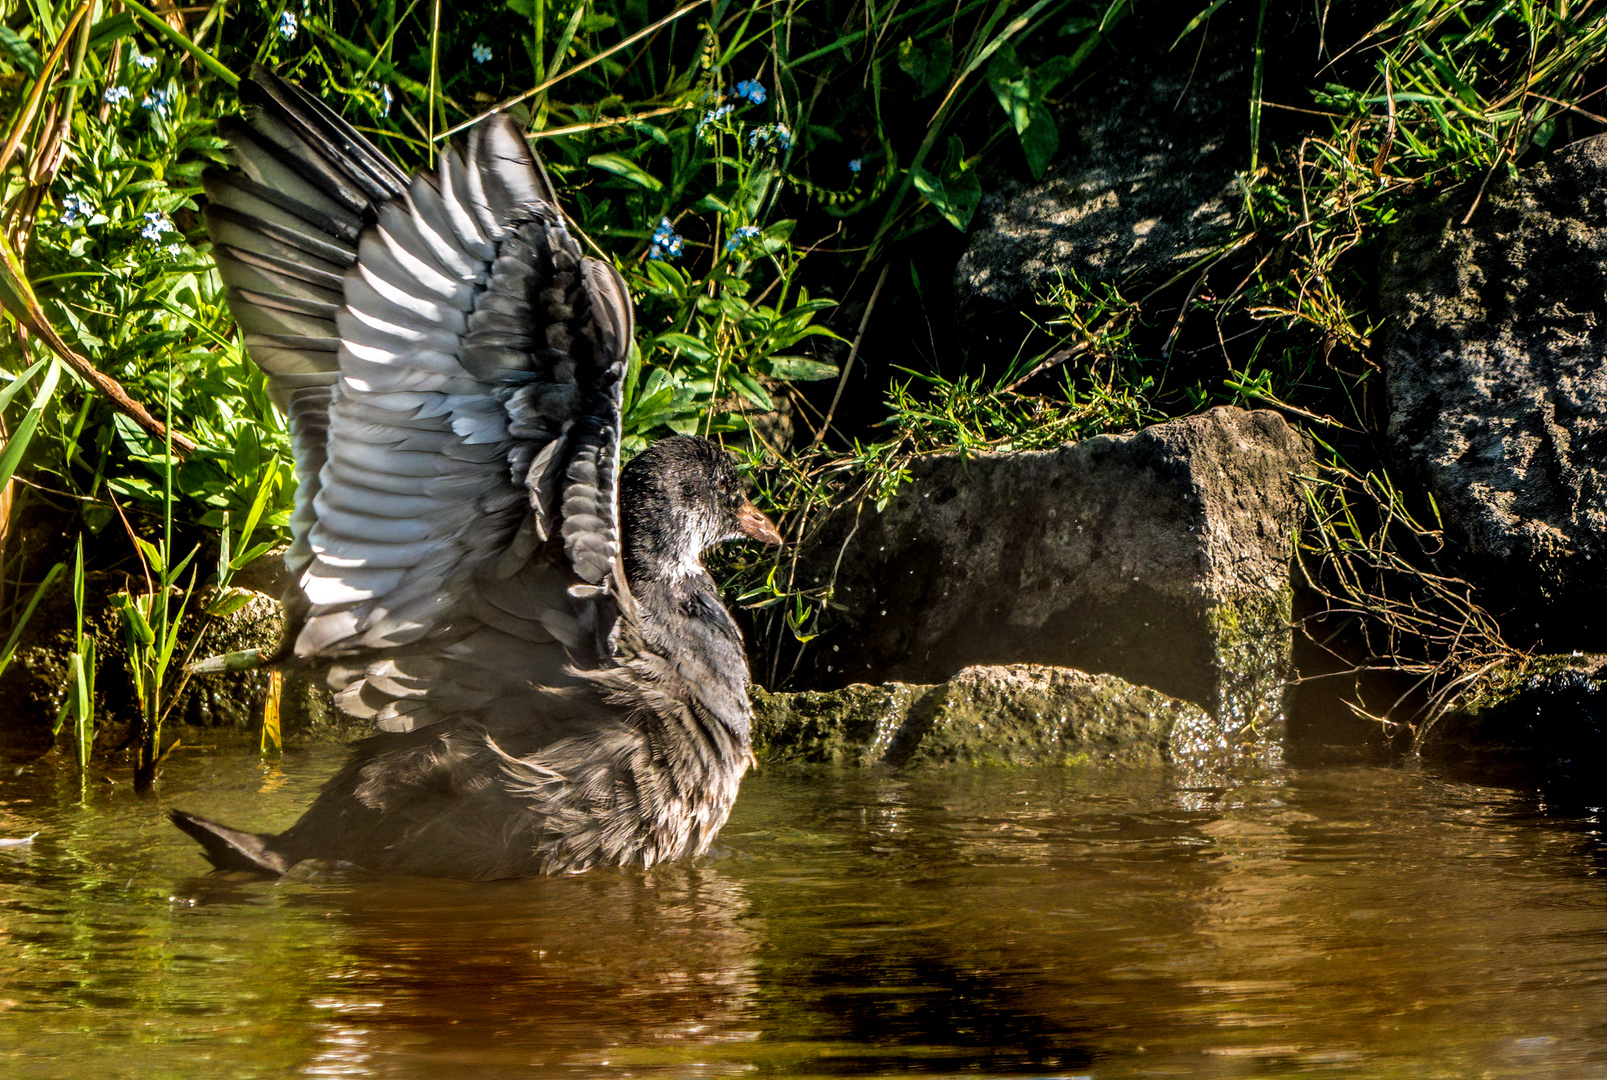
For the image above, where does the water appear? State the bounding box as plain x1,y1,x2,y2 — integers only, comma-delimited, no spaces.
2,745,1606,1079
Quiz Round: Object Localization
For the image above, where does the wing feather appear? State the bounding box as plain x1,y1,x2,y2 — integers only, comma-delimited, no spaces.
206,67,632,739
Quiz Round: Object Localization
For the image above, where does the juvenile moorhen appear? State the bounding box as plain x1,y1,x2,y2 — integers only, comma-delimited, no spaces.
170,69,782,879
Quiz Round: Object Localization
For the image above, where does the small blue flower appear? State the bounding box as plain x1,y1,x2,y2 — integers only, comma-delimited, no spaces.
131,50,157,71
848,157,863,174
696,104,733,138
140,211,173,242
725,225,763,253
104,85,132,106
733,79,766,105
278,11,298,40
471,42,493,64
649,217,683,261
747,123,792,153
141,87,173,116
60,193,95,227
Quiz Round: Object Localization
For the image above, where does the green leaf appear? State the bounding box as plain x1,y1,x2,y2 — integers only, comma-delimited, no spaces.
1020,110,1060,180
897,36,953,98
587,153,663,191
0,26,40,77
911,138,982,231
650,331,716,361
0,358,47,414
229,541,274,572
87,12,138,50
0,356,61,495
206,587,255,618
134,536,166,574
765,356,840,381
120,594,156,647
728,371,774,411
985,44,1066,179
986,43,1034,133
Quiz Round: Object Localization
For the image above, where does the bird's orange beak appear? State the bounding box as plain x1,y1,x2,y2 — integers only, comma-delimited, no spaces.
736,502,783,546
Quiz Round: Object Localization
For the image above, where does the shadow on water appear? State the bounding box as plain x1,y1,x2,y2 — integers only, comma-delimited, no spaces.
4,745,1607,1078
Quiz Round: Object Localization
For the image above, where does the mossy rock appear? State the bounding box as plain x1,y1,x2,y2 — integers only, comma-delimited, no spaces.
1423,653,1607,770
752,664,1222,769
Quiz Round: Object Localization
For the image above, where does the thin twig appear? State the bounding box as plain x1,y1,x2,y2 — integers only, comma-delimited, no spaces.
814,262,889,446
1371,61,1396,178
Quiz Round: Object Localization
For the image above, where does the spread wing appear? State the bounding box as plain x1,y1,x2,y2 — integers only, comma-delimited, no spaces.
203,67,634,735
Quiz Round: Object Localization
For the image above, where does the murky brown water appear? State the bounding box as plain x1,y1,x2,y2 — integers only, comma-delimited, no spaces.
2,744,1605,1079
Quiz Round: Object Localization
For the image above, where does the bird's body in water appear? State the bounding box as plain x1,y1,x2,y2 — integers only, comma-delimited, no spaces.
170,69,781,880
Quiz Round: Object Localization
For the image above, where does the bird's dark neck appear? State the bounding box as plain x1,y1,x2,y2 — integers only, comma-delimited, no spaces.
626,560,743,654
624,542,752,746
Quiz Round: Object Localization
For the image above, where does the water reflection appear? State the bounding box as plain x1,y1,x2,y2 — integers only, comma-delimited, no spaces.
284,867,761,1076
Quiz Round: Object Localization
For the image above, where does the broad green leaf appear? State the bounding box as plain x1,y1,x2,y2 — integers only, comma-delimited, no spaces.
912,139,983,231
897,36,953,98
1020,110,1060,180
88,13,138,49
729,371,774,411
765,356,840,381
587,153,663,191
206,587,255,618
0,26,40,77
133,536,166,574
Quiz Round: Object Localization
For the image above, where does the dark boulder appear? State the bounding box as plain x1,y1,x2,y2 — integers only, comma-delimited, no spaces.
1419,653,1607,777
1380,134,1607,646
783,406,1311,742
954,63,1241,330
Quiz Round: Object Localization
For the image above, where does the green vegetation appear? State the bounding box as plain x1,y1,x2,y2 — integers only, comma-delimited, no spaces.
3,0,1606,763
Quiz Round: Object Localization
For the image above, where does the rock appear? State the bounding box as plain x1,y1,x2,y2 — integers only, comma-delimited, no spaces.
1380,134,1607,645
779,407,1311,740
172,588,336,737
749,682,920,767
954,63,1241,326
0,580,337,756
1418,654,1607,773
752,664,1228,768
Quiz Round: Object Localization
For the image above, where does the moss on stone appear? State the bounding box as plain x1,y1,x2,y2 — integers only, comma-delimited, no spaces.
751,664,1214,769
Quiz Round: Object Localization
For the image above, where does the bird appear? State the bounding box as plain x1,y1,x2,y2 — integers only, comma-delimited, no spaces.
169,67,783,880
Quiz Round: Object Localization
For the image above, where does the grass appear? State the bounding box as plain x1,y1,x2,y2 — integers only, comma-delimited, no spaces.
2,0,1605,766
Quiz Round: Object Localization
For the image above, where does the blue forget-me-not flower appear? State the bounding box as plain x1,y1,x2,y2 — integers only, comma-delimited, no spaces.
141,211,173,242
649,218,684,261
725,225,762,253
733,79,766,105
131,50,157,71
278,11,298,40
60,193,94,227
747,123,791,152
472,43,493,63
696,104,733,138
141,87,173,116
104,86,132,106
848,157,863,174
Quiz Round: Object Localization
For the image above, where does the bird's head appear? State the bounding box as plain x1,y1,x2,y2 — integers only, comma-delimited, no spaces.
619,435,782,584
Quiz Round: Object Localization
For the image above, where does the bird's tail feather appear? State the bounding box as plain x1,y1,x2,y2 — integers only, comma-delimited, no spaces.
169,809,290,876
